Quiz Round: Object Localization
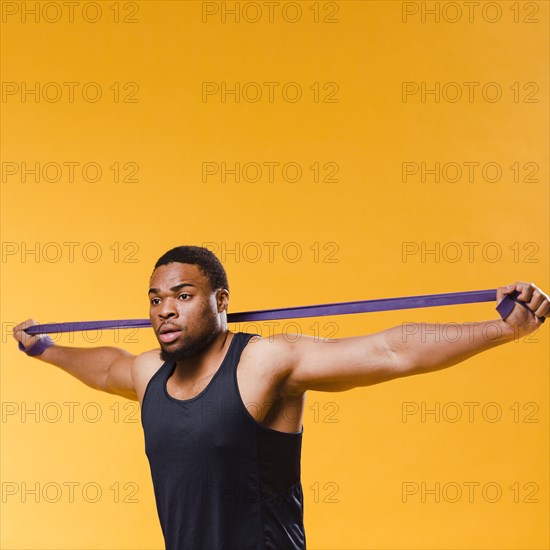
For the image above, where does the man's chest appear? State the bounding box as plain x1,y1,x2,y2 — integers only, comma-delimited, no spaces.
164,352,304,433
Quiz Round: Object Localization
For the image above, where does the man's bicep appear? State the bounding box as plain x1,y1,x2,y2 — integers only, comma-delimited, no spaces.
281,330,402,396
105,350,139,401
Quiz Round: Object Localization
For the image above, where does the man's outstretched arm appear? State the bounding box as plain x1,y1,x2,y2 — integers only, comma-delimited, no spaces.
277,281,549,396
13,319,138,401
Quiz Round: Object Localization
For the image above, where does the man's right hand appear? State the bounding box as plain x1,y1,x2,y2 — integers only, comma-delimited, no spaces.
13,318,46,351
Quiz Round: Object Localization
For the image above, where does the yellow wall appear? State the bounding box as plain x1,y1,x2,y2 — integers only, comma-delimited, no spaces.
1,1,548,548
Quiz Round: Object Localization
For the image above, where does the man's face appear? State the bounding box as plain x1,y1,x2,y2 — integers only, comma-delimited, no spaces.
148,262,227,363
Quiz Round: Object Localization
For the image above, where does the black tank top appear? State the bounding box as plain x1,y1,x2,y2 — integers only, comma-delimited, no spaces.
141,332,306,550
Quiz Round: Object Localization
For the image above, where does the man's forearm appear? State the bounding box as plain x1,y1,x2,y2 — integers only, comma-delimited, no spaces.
387,319,517,376
34,345,133,392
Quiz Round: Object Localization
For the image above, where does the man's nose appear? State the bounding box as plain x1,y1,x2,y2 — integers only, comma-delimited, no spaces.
158,299,178,319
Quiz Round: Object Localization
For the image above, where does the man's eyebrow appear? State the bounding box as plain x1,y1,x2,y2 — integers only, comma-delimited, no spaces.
148,283,196,295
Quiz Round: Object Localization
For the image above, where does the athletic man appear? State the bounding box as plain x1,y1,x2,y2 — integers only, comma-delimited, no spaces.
13,245,549,550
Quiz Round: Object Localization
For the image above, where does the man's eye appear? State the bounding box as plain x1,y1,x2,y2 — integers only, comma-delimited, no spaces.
151,298,161,305
178,293,190,299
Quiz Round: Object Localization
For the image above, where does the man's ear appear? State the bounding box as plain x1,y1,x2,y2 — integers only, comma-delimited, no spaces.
216,288,229,312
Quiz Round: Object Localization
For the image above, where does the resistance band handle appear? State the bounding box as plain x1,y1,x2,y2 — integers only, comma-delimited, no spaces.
18,336,55,356
496,290,546,324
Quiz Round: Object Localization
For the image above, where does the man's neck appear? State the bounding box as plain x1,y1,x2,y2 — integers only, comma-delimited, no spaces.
173,330,233,379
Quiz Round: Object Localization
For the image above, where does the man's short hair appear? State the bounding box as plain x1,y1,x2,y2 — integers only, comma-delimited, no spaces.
153,246,229,293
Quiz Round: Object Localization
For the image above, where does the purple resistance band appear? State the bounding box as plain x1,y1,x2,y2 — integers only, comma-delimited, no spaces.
23,288,544,336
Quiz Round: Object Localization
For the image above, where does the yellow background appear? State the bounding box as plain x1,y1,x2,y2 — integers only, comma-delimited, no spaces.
1,1,548,548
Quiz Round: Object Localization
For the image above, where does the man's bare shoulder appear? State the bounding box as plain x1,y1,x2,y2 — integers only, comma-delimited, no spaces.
240,333,299,372
240,332,312,400
134,348,163,364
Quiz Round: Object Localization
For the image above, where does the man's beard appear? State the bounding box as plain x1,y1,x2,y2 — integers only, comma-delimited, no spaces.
159,325,219,363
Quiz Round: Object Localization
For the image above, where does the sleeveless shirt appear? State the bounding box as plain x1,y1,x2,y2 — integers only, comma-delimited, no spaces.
141,332,306,550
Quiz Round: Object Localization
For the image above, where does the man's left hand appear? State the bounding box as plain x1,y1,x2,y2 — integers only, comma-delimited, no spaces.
497,281,549,337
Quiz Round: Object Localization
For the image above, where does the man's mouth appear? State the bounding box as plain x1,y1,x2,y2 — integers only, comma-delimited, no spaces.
158,325,183,344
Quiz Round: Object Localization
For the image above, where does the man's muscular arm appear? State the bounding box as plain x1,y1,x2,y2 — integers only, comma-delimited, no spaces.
14,319,138,401
276,282,549,397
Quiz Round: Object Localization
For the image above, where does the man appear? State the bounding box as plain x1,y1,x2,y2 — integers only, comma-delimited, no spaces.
14,245,549,550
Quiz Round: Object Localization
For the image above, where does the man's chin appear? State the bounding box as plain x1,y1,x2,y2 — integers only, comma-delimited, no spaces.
158,339,205,363
159,343,188,363
158,329,220,363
